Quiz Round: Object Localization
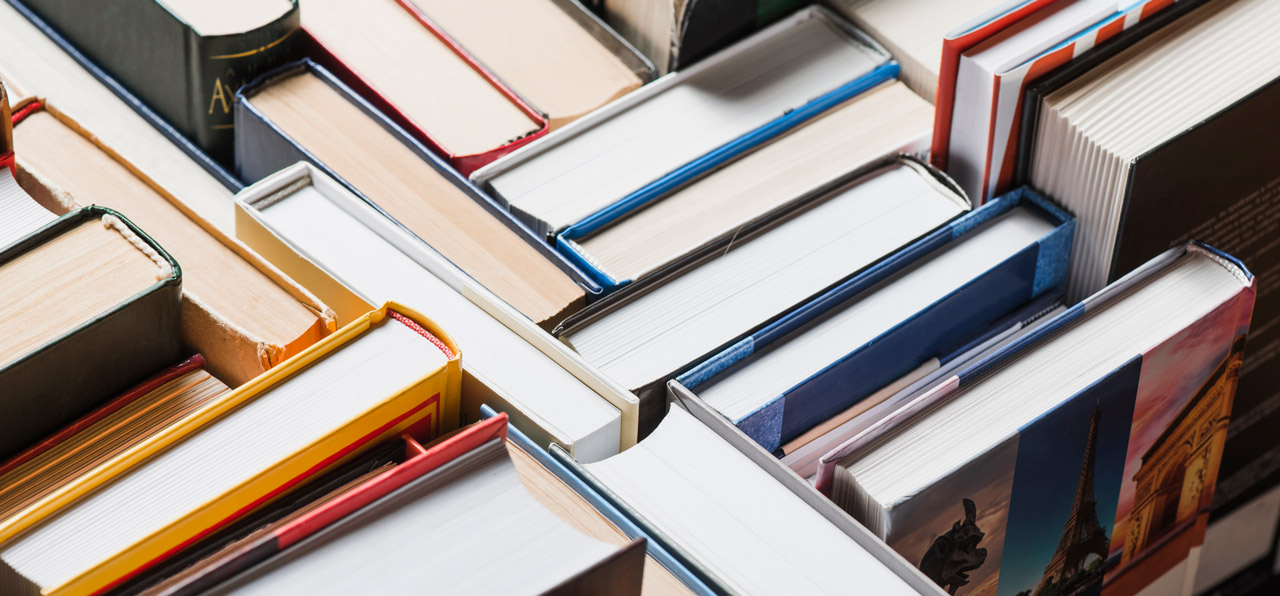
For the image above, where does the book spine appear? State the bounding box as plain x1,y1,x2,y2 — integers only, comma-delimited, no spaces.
187,5,301,165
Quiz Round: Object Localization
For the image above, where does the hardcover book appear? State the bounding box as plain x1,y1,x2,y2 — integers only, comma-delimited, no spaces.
823,243,1254,596
0,206,182,462
471,6,894,239
11,99,335,386
235,60,598,330
11,0,303,167
234,162,637,461
678,186,1073,453
0,303,461,596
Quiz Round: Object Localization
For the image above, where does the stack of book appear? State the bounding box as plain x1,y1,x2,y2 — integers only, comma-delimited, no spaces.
0,0,1275,594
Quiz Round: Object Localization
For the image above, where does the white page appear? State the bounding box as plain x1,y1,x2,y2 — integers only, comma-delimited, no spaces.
0,172,54,249
256,185,621,460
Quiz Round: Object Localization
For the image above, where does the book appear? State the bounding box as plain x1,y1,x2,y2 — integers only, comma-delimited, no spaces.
827,0,1044,102
556,158,969,431
234,162,636,460
0,0,237,230
198,415,646,596
599,0,803,74
301,0,547,174
405,0,648,129
558,78,933,290
822,243,1254,596
471,6,894,239
677,187,1073,453
938,0,1182,203
11,99,335,386
235,60,594,330
1017,3,1280,578
0,82,55,248
0,206,182,463
566,404,926,595
0,355,227,525
11,0,302,167
0,303,461,596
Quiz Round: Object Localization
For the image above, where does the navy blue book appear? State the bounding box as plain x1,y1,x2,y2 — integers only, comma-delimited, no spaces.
677,186,1073,453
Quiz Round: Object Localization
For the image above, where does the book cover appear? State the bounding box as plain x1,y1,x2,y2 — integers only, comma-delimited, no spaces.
9,0,302,168
677,185,1073,452
874,253,1253,596
0,206,182,462
0,302,461,595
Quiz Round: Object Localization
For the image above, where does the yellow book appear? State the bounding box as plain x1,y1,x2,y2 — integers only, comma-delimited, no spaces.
0,302,461,596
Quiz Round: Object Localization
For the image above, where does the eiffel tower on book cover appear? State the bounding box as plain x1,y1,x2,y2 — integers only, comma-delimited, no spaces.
1035,404,1110,595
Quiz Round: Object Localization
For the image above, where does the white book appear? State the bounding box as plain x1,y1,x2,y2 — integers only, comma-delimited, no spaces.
0,170,54,249
234,163,634,461
582,406,919,596
559,160,967,426
472,6,888,237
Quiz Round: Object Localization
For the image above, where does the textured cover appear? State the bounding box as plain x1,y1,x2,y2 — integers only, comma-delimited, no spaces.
678,186,1074,452
555,60,901,290
480,404,716,596
301,1,546,176
833,244,1254,596
9,0,301,168
234,60,602,300
0,206,182,463
0,302,461,595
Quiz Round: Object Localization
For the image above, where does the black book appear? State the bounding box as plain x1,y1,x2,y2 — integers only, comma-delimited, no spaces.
13,0,301,166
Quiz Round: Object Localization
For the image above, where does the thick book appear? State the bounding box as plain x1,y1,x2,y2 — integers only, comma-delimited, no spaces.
554,157,970,432
0,355,227,525
1013,4,1280,588
0,0,237,229
0,303,461,595
556,78,933,291
234,162,638,460
12,99,335,386
10,0,301,168
196,415,646,596
405,0,651,129
301,0,547,175
677,186,1073,453
0,205,182,462
821,243,1254,596
234,59,599,330
557,402,935,595
471,6,894,239
599,0,804,75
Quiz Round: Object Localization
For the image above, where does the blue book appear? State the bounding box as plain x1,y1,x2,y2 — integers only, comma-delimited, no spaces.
471,6,894,241
677,186,1073,453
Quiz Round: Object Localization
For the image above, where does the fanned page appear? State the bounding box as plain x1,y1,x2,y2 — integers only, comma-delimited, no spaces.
245,71,584,328
210,440,623,595
574,80,932,284
301,0,541,157
0,2,234,231
587,407,916,595
0,316,449,594
14,111,326,383
697,206,1055,423
563,163,966,395
252,182,621,461
0,170,54,248
486,11,885,233
407,0,642,129
827,0,1018,101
